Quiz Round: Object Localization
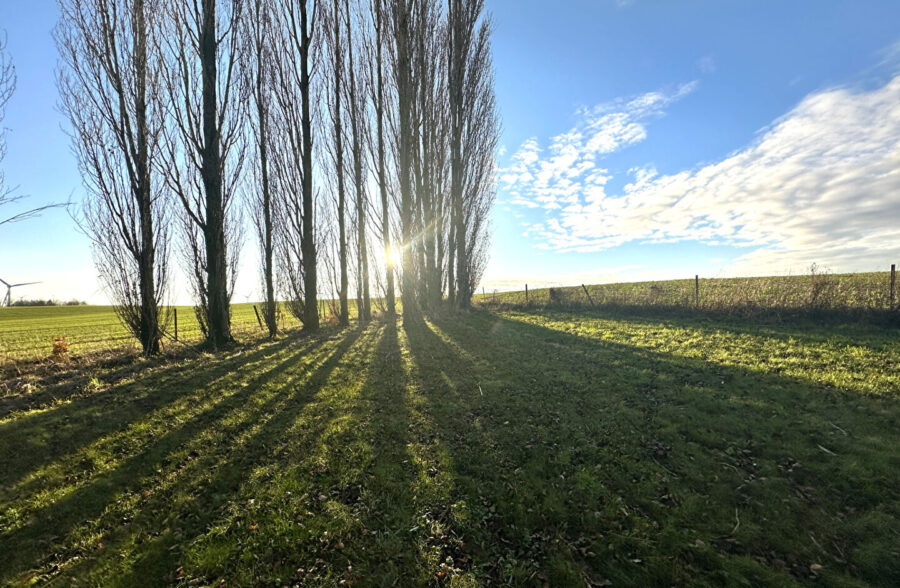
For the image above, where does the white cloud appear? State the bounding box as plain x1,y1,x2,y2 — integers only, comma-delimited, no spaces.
481,264,656,293
500,82,697,211
697,55,716,74
504,74,900,275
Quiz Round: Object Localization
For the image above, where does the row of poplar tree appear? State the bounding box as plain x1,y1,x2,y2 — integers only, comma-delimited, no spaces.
53,0,499,355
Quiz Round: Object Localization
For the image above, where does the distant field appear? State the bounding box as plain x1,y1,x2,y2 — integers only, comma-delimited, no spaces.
475,271,897,315
2,271,896,362
0,303,304,362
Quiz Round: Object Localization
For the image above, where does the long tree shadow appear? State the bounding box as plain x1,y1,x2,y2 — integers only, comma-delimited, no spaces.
406,311,900,586
0,327,364,583
0,329,322,493
350,316,476,585
116,321,389,586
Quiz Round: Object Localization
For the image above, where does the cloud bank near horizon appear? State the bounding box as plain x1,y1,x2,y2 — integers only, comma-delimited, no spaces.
500,74,900,279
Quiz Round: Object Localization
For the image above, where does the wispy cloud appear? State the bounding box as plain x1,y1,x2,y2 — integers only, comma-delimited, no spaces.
697,55,716,74
500,82,698,211
503,74,900,275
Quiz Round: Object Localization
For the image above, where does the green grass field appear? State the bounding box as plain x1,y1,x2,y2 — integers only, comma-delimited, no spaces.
2,271,895,363
0,303,305,362
476,271,896,316
1,308,898,585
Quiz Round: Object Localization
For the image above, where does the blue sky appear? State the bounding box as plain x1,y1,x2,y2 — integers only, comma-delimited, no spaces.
1,0,900,302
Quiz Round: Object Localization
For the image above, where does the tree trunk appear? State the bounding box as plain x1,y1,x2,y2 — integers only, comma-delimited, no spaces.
395,0,416,319
447,215,456,306
375,0,395,316
300,0,319,331
346,8,370,323
332,0,349,327
134,0,159,356
449,0,469,310
200,0,232,348
258,64,276,337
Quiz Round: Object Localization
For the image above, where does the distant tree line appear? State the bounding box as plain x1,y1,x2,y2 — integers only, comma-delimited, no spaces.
52,0,499,355
10,299,88,307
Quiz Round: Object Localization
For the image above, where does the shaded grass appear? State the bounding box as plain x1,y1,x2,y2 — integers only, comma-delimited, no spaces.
0,309,897,586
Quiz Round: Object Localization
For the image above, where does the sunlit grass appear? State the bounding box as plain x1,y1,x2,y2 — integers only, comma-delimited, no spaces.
1,310,898,585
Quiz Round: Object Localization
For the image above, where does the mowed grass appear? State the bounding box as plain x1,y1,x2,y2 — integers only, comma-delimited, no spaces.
0,303,305,362
0,309,898,586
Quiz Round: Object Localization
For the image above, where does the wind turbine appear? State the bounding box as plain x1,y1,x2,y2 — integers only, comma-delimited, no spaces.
0,278,41,307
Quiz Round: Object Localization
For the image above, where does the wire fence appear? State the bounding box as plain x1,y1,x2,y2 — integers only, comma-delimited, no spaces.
474,268,899,320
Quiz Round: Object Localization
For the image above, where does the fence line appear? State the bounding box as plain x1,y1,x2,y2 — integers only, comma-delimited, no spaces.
475,267,900,316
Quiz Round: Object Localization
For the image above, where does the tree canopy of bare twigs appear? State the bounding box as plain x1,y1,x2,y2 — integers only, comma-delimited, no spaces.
242,0,279,337
270,0,320,330
56,0,171,355
0,31,15,212
159,0,247,349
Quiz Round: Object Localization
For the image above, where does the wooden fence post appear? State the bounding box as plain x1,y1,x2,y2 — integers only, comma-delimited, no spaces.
525,283,529,304
891,264,896,309
174,307,178,342
695,275,700,307
253,305,264,330
582,284,596,307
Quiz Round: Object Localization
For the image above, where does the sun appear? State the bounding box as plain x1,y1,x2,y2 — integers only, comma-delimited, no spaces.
386,244,402,269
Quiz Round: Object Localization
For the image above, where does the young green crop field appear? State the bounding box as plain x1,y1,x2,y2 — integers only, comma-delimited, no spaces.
0,303,305,363
1,308,898,586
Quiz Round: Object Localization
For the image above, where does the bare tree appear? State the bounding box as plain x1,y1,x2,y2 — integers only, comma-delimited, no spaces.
56,0,170,356
460,17,498,299
366,0,395,315
447,0,479,309
410,0,446,311
160,0,246,349
389,0,418,319
325,0,350,326
271,0,319,331
243,0,279,336
344,0,372,322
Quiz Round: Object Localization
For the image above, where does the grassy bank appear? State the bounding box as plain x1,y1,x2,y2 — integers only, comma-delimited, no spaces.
476,271,897,319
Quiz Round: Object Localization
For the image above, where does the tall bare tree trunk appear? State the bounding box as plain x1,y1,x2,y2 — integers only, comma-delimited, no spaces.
299,0,319,331
393,0,417,319
447,219,456,305
373,0,395,316
133,0,160,354
346,6,371,323
259,101,276,337
246,0,277,337
200,0,232,347
448,0,468,310
329,0,349,326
